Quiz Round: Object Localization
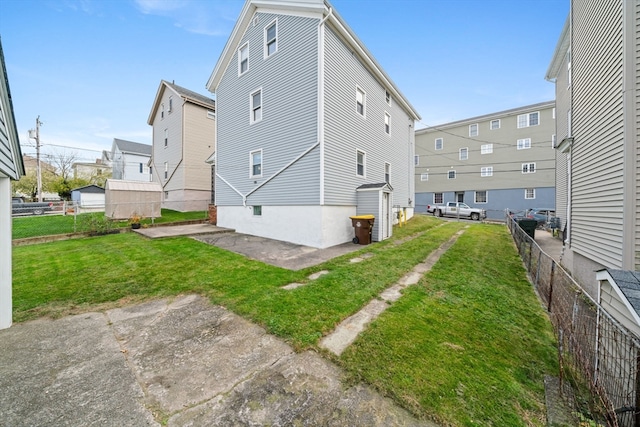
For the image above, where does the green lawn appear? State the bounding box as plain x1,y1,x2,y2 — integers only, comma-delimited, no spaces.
11,215,558,426
12,209,207,239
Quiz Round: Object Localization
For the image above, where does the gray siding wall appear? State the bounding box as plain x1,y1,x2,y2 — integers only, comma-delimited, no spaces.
216,12,320,207
323,26,414,208
636,1,640,270
151,88,184,190
571,0,625,268
555,47,571,231
0,105,17,179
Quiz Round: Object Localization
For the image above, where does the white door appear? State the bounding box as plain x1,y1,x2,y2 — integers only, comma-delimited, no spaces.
382,192,390,239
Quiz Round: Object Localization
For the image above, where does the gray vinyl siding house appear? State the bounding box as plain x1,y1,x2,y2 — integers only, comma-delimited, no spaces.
415,102,556,220
546,0,640,299
0,37,25,329
207,0,420,248
111,138,152,182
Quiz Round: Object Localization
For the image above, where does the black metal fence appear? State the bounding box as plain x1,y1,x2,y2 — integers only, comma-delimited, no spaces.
507,216,640,426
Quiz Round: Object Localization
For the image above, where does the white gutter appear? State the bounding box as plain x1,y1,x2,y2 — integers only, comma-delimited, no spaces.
317,6,331,206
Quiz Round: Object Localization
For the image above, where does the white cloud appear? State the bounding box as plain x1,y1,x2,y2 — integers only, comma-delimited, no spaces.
133,0,241,36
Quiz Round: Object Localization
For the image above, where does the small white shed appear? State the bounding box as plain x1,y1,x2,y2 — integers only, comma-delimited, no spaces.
105,179,162,219
355,183,393,242
71,184,104,208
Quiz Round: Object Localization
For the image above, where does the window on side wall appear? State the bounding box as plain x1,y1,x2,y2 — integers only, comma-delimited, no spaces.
448,170,456,179
490,119,500,130
414,155,419,166
356,87,365,117
356,150,365,177
384,112,390,134
164,162,168,179
253,205,262,216
517,112,539,128
434,193,443,204
164,129,168,147
517,138,531,150
525,188,535,199
469,123,478,137
435,138,443,150
250,89,262,124
384,162,390,184
265,20,277,57
250,149,262,178
420,173,428,181
481,167,493,177
522,163,536,174
475,191,487,203
481,144,493,154
459,147,468,160
239,43,249,75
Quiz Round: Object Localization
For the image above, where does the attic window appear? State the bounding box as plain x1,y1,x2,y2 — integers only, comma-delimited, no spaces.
168,97,173,113
265,20,277,57
161,103,165,119
239,43,249,75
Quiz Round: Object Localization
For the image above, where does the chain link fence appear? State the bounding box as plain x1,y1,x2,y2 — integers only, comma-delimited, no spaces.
507,215,640,426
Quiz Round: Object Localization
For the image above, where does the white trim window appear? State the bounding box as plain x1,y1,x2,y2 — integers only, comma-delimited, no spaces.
481,143,493,154
475,190,487,203
168,97,173,113
238,42,249,75
481,166,493,177
459,147,468,160
250,88,262,124
384,162,390,183
517,112,539,128
164,128,168,147
161,103,165,119
448,170,456,179
356,150,366,177
490,119,500,130
207,110,215,120
435,137,443,150
253,205,262,216
385,90,391,105
265,20,277,58
420,173,428,181
164,162,168,180
522,163,536,174
250,149,263,178
552,134,557,148
434,192,443,204
356,87,366,117
414,155,419,166
517,138,531,150
525,188,536,199
384,112,390,134
469,123,479,137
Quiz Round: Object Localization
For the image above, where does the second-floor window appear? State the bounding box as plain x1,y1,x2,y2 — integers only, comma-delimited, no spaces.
384,162,390,183
164,162,168,179
161,103,165,119
469,123,478,137
414,155,419,166
420,173,428,181
448,170,456,179
435,138,443,150
164,129,168,147
481,166,493,177
239,43,249,75
481,144,493,154
522,163,536,173
251,89,262,124
356,87,365,117
384,112,390,134
265,20,277,57
517,138,531,150
459,148,468,160
490,119,500,130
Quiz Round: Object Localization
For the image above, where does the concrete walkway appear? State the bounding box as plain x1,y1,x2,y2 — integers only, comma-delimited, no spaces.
0,295,437,427
320,229,466,355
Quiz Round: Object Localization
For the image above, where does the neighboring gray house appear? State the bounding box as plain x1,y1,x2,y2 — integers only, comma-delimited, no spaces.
414,102,556,221
110,138,152,182
148,80,216,212
546,0,640,299
206,0,420,248
0,37,25,329
70,184,105,210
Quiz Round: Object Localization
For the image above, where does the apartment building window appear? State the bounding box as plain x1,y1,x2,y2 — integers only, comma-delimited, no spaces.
552,134,557,148
517,138,531,150
356,150,365,177
448,170,456,179
239,43,249,75
475,191,487,203
265,20,277,57
469,123,478,137
459,147,468,160
481,144,493,154
420,173,428,181
168,97,173,113
164,128,168,147
490,119,500,130
161,103,165,119
525,188,536,199
517,112,539,128
435,138,443,150
253,205,262,216
434,193,443,204
384,162,390,183
356,87,365,117
384,112,390,134
385,90,391,105
164,162,168,179
250,88,262,124
522,163,536,173
481,167,493,177
139,163,143,173
250,149,262,177
207,110,215,120
414,155,419,166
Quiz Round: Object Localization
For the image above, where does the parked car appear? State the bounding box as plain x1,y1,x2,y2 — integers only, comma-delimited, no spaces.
426,204,436,214
527,208,556,226
434,202,486,221
12,197,54,215
509,210,528,222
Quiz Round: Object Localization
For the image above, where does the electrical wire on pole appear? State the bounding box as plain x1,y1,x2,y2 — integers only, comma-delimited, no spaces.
29,116,43,202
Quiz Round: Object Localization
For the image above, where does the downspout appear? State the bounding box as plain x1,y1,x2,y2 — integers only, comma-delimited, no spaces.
318,6,332,206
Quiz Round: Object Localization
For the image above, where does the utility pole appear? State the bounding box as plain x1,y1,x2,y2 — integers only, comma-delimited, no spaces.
29,116,43,202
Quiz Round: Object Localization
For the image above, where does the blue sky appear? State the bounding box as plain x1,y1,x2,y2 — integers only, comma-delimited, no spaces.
1,0,568,163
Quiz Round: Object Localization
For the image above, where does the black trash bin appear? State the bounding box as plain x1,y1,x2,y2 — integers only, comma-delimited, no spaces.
350,215,375,245
518,219,537,239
